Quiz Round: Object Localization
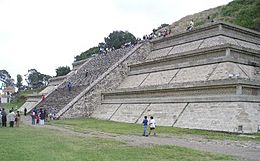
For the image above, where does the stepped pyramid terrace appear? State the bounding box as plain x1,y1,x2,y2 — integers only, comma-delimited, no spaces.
20,22,260,133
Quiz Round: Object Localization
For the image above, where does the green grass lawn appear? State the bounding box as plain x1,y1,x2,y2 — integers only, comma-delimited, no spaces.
0,125,233,161
50,118,260,141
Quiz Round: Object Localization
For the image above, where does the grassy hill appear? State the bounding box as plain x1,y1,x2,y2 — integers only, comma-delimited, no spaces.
169,0,260,33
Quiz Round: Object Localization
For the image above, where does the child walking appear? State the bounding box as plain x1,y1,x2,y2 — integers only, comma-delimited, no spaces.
149,116,156,136
142,116,148,137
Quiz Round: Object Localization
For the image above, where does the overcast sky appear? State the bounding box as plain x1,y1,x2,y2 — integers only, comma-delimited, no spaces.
0,0,232,82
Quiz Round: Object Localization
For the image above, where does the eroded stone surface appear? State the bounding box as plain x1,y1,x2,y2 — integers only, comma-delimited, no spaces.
208,62,249,80
174,102,260,133
141,69,178,86
236,39,260,51
170,64,217,83
146,47,172,59
168,40,203,55
118,73,149,89
137,103,187,126
110,104,149,123
92,104,121,120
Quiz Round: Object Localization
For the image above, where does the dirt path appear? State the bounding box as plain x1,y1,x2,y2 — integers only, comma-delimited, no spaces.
22,116,260,161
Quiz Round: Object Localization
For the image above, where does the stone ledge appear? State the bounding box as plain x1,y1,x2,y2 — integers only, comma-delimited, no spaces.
132,44,259,66
102,95,260,104
130,58,260,76
129,45,260,75
151,22,260,50
107,79,260,94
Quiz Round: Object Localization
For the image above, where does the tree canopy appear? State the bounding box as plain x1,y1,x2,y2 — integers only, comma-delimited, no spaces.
16,74,23,91
74,30,136,62
0,69,14,87
24,69,51,89
56,66,71,77
74,46,99,62
104,31,136,49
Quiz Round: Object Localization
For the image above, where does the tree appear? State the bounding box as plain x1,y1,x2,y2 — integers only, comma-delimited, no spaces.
0,69,15,87
24,69,51,89
74,46,100,62
56,66,71,76
74,30,136,62
104,31,136,49
16,74,23,91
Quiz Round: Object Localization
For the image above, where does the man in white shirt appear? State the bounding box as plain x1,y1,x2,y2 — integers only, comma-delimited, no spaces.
7,110,16,127
149,116,156,136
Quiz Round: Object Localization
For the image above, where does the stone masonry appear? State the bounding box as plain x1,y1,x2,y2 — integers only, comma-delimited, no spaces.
96,22,260,133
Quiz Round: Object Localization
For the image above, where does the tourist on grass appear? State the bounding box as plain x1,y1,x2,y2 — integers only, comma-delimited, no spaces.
39,109,45,125
1,108,7,127
15,111,20,127
31,111,36,125
142,116,148,137
35,113,40,124
149,116,156,136
7,110,16,127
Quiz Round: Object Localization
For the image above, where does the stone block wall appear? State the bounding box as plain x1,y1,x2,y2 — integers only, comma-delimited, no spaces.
148,35,260,61
94,23,260,133
174,102,260,133
116,62,258,89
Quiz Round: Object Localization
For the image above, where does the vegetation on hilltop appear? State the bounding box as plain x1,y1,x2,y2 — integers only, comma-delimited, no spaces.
74,46,100,62
170,0,260,33
220,0,260,31
74,31,136,62
55,66,71,77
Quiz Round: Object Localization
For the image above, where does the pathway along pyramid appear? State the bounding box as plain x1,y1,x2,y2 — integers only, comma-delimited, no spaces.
93,22,260,133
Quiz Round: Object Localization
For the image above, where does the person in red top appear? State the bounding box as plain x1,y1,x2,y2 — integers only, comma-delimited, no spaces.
41,94,46,102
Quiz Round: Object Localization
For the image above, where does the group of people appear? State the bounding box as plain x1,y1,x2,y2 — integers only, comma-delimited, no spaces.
31,108,47,125
143,28,171,41
30,107,59,125
142,116,156,137
0,108,21,128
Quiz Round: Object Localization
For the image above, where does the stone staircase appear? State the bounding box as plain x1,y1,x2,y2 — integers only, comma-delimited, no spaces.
34,46,137,115
37,85,87,112
18,75,67,113
92,22,260,133
58,43,150,118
